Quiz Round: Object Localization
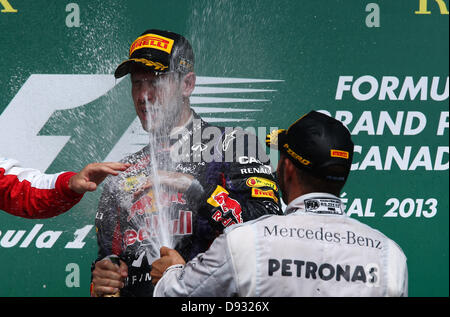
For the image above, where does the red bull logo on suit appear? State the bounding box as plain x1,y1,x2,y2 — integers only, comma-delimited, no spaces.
207,185,243,227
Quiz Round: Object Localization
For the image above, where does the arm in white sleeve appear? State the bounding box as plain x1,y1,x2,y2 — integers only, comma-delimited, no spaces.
153,232,238,297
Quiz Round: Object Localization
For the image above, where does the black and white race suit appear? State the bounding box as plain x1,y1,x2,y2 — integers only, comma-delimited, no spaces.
154,192,408,297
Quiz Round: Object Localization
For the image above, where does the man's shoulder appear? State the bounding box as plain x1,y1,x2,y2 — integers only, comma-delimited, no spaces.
345,216,407,257
192,110,269,158
116,146,151,176
101,146,149,189
224,214,276,235
119,145,149,164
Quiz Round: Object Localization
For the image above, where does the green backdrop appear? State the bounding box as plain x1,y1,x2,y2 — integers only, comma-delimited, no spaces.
0,0,448,297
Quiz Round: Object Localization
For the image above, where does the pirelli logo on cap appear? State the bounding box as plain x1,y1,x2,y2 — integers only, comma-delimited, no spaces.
283,143,311,166
129,34,175,56
128,58,168,71
251,188,278,203
330,149,349,159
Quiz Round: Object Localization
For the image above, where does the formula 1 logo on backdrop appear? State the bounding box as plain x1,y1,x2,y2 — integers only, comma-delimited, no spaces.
415,0,449,14
0,74,282,171
0,0,17,12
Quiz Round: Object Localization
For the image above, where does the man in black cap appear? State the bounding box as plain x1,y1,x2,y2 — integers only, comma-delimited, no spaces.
90,29,282,297
150,111,408,297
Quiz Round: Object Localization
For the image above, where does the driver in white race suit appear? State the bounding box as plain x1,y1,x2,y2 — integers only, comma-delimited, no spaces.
150,110,408,297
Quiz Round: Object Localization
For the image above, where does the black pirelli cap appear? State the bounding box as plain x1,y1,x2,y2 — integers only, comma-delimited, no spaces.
114,29,194,78
266,111,354,182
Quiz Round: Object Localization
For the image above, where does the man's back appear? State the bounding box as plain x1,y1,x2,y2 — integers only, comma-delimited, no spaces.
228,194,408,296
154,193,407,297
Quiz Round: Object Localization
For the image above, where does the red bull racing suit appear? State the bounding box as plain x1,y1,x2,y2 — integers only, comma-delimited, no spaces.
154,192,408,297
1,157,82,218
92,111,282,296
